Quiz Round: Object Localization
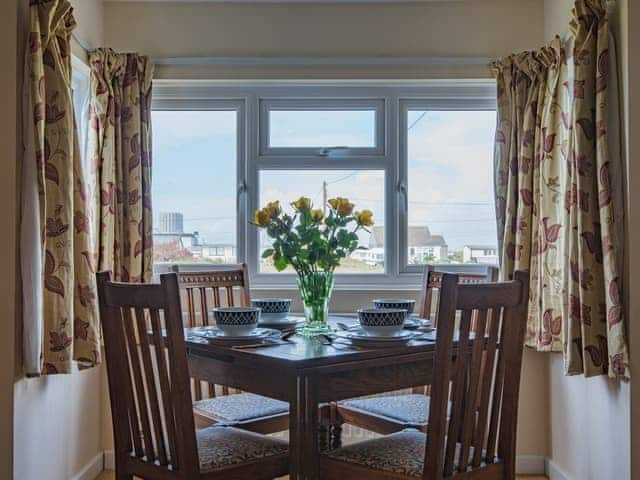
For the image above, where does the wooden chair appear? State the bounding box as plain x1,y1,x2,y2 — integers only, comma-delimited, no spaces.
321,271,530,480
171,264,290,433
97,271,289,480
333,265,499,442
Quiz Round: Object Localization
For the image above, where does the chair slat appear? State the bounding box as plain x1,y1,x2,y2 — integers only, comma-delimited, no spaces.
457,309,488,472
472,307,502,467
485,312,507,462
212,287,221,308
149,308,179,469
443,308,472,476
226,287,234,307
134,307,168,465
199,288,209,326
122,307,155,461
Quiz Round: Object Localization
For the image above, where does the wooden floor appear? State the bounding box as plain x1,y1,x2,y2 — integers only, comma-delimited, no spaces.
96,471,547,479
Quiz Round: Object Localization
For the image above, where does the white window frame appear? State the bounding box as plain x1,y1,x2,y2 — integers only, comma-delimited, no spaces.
151,81,496,290
399,97,497,274
259,98,385,157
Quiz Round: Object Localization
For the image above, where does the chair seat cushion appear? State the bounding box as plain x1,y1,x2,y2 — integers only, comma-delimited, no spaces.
197,425,288,472
339,394,431,425
323,429,478,477
193,392,289,423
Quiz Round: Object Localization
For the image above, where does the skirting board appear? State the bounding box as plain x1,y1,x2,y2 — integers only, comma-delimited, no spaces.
103,450,546,476
546,459,572,480
70,452,104,480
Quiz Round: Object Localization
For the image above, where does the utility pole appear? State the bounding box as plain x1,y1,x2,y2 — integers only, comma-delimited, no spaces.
322,180,328,214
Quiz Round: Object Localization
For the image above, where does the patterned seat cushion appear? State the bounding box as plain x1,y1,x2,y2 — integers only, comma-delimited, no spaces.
197,426,288,472
339,394,431,425
323,430,477,477
193,392,289,423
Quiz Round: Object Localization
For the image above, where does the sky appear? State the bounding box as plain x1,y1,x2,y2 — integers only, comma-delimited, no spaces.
151,108,498,254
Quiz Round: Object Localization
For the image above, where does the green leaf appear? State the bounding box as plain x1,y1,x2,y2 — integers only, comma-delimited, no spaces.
275,256,288,271
261,248,275,258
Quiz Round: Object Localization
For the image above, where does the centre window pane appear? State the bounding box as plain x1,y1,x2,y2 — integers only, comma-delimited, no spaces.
407,110,497,266
259,170,385,273
269,110,376,148
151,110,237,265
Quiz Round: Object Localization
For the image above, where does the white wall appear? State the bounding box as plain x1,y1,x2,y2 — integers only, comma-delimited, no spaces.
103,0,544,79
12,1,106,480
543,1,633,479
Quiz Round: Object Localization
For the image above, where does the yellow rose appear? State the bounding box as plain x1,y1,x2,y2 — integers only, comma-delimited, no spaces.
264,201,281,219
292,196,312,212
356,210,374,227
253,208,272,227
328,197,354,216
310,209,324,223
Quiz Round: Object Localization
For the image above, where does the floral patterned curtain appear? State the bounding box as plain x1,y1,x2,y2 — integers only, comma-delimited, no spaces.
22,0,100,375
88,49,154,283
493,0,629,379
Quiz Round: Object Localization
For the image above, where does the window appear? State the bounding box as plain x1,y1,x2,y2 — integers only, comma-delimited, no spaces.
151,107,242,265
401,106,498,271
152,84,496,287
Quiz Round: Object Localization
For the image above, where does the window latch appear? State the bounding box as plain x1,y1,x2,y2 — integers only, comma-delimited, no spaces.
237,180,247,195
317,146,348,157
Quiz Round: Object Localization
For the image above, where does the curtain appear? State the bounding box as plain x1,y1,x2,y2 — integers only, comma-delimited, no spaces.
88,49,154,283
564,0,629,378
22,0,100,375
493,39,569,354
493,0,629,379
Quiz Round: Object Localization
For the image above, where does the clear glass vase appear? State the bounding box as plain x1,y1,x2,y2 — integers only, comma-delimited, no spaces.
297,270,334,336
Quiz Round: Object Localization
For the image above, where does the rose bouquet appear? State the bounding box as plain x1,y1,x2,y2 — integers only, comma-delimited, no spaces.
253,196,374,334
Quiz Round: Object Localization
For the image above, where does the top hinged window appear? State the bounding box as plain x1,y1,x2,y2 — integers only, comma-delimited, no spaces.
259,99,385,157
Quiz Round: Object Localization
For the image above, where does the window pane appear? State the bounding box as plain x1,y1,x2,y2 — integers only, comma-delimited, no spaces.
407,110,497,266
269,110,376,148
259,170,385,273
152,110,237,264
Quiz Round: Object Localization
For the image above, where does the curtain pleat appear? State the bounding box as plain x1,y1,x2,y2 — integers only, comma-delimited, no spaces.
493,0,629,379
88,49,154,283
22,0,101,375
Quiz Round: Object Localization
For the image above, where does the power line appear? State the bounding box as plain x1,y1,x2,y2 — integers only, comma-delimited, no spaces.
407,111,428,131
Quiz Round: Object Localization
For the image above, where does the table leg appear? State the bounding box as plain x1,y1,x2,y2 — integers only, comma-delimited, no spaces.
303,374,320,480
289,375,305,480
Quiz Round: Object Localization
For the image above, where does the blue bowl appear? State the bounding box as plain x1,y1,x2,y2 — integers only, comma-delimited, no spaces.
357,308,406,336
372,299,416,318
213,307,260,336
251,298,292,321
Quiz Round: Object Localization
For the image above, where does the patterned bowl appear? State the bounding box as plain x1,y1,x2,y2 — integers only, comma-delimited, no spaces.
213,307,260,336
251,298,292,321
357,308,407,336
372,299,416,318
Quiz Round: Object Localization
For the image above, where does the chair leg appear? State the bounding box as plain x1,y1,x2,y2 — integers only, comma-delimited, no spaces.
329,404,343,449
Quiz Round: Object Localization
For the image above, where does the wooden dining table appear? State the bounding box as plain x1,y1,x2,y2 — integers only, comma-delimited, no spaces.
185,317,440,480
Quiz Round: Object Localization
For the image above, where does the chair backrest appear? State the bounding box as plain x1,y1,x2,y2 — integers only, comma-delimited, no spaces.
171,264,251,327
423,271,529,480
171,264,250,399
97,271,200,479
418,264,499,320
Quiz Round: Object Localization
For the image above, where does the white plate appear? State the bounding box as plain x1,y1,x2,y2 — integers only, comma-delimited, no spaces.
403,317,433,329
191,327,279,341
258,315,305,328
336,329,416,342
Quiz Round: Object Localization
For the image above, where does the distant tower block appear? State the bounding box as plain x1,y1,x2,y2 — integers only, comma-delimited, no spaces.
157,212,184,234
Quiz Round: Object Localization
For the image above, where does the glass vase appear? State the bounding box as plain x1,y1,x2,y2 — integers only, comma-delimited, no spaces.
297,270,335,336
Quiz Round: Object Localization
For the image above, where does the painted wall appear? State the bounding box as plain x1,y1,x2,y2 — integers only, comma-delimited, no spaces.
0,0,19,479
11,1,106,480
543,1,634,479
103,0,544,79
